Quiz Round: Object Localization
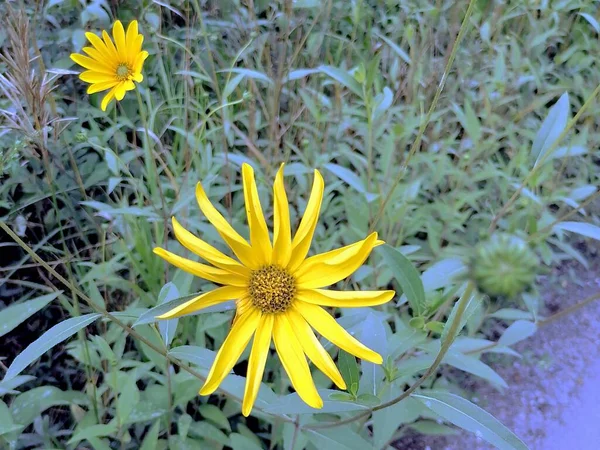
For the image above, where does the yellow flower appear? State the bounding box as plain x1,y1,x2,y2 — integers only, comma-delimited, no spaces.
155,163,394,416
70,20,148,111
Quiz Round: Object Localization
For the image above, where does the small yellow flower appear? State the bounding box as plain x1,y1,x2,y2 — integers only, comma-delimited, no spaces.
155,163,394,416
70,20,148,111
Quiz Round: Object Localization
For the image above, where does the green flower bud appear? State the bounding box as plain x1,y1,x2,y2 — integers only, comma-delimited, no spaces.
470,233,539,298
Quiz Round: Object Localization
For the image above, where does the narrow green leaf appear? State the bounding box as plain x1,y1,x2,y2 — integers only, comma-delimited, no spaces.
133,294,235,327
413,391,528,450
578,13,600,33
140,420,161,450
230,433,263,450
358,312,387,396
553,221,600,241
379,245,426,316
199,404,231,432
338,350,360,396
169,345,216,369
217,68,273,84
317,65,363,97
498,321,537,347
444,352,508,388
4,313,101,381
373,397,422,448
68,422,118,445
373,31,411,64
263,389,368,415
532,92,570,166
0,292,61,338
157,283,180,347
306,427,372,450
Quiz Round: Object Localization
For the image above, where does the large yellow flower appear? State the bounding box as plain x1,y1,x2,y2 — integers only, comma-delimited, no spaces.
70,20,148,111
155,163,394,416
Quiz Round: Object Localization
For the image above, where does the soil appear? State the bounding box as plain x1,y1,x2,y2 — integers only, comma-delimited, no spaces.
393,261,600,450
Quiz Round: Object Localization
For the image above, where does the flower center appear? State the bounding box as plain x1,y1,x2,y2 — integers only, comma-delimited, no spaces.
115,63,132,81
248,265,296,314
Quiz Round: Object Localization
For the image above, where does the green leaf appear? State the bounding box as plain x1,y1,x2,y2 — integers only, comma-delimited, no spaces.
157,283,180,347
338,350,360,396
0,292,60,338
358,312,387,396
324,163,378,202
421,258,466,293
578,12,600,33
532,92,570,167
372,397,422,448
199,404,231,431
379,245,425,316
441,289,482,345
188,421,229,446
488,309,536,321
133,294,235,327
140,420,161,450
409,420,460,435
0,375,35,395
117,371,140,426
306,427,372,450
373,31,411,64
230,433,263,450
218,68,273,85
553,221,600,241
263,389,369,415
498,320,537,347
169,345,216,369
11,386,88,426
68,422,118,445
317,65,363,97
444,352,508,388
413,391,528,450
3,313,101,381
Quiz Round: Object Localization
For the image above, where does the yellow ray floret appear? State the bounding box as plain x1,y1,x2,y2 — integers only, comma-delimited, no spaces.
154,163,395,416
70,20,148,111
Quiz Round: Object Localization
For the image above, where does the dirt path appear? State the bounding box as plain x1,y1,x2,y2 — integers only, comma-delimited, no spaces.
395,262,600,449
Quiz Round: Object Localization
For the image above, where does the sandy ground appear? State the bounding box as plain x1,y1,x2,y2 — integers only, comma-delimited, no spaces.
394,262,600,450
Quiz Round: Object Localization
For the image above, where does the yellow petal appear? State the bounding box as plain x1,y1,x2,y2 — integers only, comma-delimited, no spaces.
123,80,135,91
171,217,250,277
200,309,261,395
287,309,346,389
293,302,382,364
242,314,274,416
272,164,292,267
133,49,148,73
242,164,272,265
195,182,258,269
112,20,127,61
102,30,120,61
156,285,245,319
85,32,114,61
81,47,114,70
153,247,248,286
87,81,118,95
71,54,113,74
100,87,117,111
79,70,115,83
114,82,126,101
295,232,379,289
287,170,324,272
125,20,139,56
297,289,395,308
132,72,143,83
273,314,323,409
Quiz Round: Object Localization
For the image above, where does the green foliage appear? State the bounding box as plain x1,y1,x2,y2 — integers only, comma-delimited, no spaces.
1,0,600,449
